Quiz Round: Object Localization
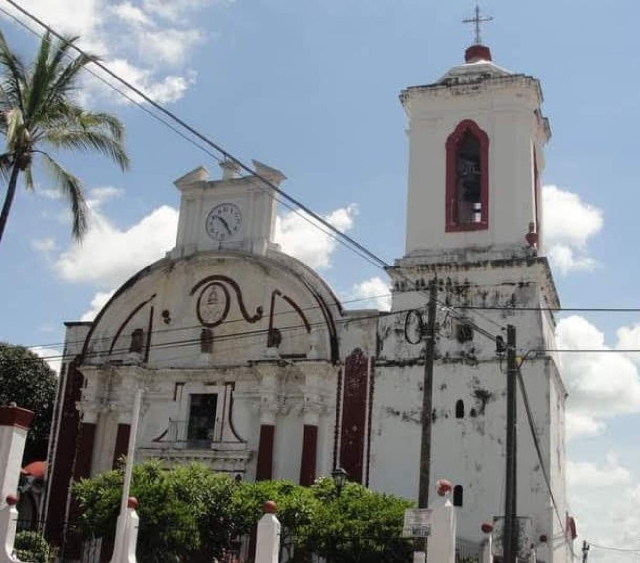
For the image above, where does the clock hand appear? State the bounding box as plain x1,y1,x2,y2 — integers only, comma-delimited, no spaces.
217,216,233,235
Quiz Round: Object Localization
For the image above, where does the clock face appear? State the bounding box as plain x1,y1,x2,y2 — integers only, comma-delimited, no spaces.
205,203,242,241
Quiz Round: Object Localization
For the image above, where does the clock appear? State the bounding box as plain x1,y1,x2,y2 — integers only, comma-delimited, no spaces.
205,203,243,241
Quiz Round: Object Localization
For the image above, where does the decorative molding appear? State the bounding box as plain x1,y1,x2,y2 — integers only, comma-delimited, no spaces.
190,275,263,324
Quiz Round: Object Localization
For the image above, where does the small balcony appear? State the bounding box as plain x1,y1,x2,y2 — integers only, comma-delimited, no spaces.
138,419,251,474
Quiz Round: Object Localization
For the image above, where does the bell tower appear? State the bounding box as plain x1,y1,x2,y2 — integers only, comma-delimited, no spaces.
400,34,550,264
373,12,574,563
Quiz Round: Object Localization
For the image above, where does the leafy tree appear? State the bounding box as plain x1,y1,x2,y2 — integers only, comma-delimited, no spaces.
0,342,57,463
74,460,415,563
306,477,413,563
14,530,55,563
74,460,241,563
0,30,129,243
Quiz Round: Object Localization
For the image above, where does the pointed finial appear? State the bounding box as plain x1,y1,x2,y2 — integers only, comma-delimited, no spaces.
462,1,493,46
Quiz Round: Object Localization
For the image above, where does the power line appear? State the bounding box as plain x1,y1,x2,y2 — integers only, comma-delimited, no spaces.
0,0,524,350
461,306,640,313
15,303,424,365
516,359,576,560
589,543,640,553
14,292,395,352
1,0,390,272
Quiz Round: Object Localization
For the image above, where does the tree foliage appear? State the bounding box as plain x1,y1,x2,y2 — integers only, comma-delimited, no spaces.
73,461,414,563
0,30,129,243
0,342,57,462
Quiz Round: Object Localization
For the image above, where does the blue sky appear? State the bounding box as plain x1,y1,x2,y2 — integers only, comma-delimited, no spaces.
0,0,639,559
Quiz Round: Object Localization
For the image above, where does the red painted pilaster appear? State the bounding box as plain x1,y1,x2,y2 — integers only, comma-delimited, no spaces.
299,425,318,486
112,424,131,469
340,348,369,483
45,359,84,548
256,424,275,481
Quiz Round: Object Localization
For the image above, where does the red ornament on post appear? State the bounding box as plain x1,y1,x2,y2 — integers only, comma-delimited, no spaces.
481,522,494,534
127,497,138,510
5,494,18,507
436,479,453,496
525,222,538,248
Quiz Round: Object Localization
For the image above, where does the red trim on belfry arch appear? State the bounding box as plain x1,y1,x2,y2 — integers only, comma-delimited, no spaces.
445,119,490,233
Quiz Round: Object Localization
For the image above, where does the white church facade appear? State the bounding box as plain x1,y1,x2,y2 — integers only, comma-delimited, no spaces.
45,40,574,563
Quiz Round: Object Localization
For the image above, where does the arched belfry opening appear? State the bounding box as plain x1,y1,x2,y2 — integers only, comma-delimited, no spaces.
445,120,490,232
455,400,465,419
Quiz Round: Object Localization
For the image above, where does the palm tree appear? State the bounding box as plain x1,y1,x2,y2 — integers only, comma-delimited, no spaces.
0,31,129,243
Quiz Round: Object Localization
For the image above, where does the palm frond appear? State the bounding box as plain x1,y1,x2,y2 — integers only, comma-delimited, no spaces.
24,31,54,123
78,111,126,142
39,151,87,239
41,37,96,113
0,30,26,113
43,129,129,171
5,107,24,150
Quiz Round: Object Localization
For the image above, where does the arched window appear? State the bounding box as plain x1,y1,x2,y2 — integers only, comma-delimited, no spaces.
445,120,490,232
455,400,465,419
453,485,463,507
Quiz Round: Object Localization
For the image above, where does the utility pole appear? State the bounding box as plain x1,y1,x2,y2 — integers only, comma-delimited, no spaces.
581,540,590,563
504,324,518,563
418,279,438,509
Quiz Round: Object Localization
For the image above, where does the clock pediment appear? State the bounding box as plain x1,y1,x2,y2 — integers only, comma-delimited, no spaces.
170,161,285,259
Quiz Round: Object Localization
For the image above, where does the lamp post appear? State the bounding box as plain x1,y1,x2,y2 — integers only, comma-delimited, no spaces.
332,467,348,497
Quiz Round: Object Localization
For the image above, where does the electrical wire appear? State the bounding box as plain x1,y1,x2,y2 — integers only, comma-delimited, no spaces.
515,361,576,560
589,543,640,553
11,302,427,365
0,0,390,272
0,0,522,352
15,292,396,352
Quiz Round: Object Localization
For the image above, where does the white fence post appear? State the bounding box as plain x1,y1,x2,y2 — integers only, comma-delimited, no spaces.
255,501,280,563
110,497,139,563
0,405,34,563
426,479,456,563
481,522,494,563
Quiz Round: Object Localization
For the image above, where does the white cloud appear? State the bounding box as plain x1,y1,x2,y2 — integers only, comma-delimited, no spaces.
557,316,640,439
542,185,603,274
616,324,640,365
30,346,62,375
140,29,204,66
142,0,233,22
88,186,124,204
31,238,57,253
1,0,226,105
4,0,102,38
57,200,356,318
275,205,358,270
110,2,152,26
54,205,178,287
568,457,640,562
565,412,606,441
81,289,117,321
347,276,391,310
91,59,197,105
568,456,632,489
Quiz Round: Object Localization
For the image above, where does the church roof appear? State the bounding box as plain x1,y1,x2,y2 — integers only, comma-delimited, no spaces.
435,45,513,86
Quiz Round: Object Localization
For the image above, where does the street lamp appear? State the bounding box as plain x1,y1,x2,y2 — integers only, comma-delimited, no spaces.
331,467,348,496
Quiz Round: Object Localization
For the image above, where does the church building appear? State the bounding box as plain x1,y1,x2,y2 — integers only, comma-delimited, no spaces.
44,30,574,563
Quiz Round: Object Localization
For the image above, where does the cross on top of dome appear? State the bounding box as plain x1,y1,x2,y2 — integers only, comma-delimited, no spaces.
462,1,493,46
